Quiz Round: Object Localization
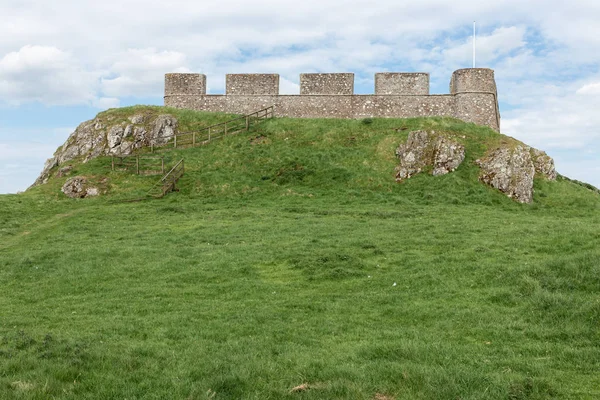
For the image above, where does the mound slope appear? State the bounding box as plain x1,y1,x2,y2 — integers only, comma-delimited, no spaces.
1,107,598,398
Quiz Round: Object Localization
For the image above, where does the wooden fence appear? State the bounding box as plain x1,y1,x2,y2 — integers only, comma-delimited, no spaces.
147,159,185,198
111,155,165,175
149,106,274,152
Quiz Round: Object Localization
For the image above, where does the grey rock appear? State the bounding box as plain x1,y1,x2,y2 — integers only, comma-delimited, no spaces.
476,145,535,203
395,130,464,181
58,142,81,164
531,148,557,180
129,114,145,124
152,115,178,145
61,176,88,198
32,157,58,186
124,124,133,138
31,113,179,188
107,126,124,149
134,126,147,142
86,187,100,197
433,136,465,176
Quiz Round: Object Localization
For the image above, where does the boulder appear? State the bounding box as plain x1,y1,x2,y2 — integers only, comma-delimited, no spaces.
476,145,558,203
61,176,99,199
395,130,465,181
476,145,535,203
86,187,100,197
107,125,125,149
152,115,178,146
129,114,145,124
531,148,557,180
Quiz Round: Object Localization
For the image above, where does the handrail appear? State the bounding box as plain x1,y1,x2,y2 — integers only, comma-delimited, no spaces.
113,106,273,201
161,159,184,183
111,155,165,175
144,105,274,153
146,158,185,198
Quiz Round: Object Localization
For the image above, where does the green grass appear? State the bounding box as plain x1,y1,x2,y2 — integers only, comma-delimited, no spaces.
1,111,599,399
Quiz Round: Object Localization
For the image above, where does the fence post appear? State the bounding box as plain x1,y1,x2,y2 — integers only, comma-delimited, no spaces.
208,127,211,142
151,143,154,153
161,158,164,174
136,156,140,175
225,123,228,135
174,134,177,148
193,132,196,146
111,157,114,171
246,116,249,131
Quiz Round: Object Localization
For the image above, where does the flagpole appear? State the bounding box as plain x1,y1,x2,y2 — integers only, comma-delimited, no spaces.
473,21,476,68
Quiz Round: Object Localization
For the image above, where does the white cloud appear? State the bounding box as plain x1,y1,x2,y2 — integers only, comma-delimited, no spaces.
502,88,600,179
0,45,98,105
93,97,121,109
279,77,300,95
440,26,527,67
101,48,190,97
576,82,600,95
0,142,56,161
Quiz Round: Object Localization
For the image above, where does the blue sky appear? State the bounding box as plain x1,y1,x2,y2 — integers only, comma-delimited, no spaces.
1,0,600,193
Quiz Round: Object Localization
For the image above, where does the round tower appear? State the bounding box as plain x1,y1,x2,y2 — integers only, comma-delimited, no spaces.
450,68,500,131
450,68,497,94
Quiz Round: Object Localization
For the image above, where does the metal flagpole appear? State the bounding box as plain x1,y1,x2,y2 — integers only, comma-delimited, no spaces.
473,21,476,68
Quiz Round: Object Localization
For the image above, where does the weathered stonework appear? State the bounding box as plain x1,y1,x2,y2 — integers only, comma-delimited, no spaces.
164,69,500,131
164,73,206,96
300,73,354,95
226,74,279,95
450,68,497,94
375,73,429,95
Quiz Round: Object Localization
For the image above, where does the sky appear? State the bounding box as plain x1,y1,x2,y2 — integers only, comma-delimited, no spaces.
1,0,599,193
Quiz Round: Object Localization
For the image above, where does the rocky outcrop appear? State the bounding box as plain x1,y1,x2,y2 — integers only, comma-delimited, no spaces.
32,113,178,187
476,145,556,203
395,130,465,181
61,176,100,198
531,148,557,180
395,130,557,203
476,146,535,203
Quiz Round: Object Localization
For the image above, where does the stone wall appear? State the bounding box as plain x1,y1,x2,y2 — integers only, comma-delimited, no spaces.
164,68,500,131
226,74,279,95
300,73,354,95
165,73,206,96
450,68,497,94
375,73,429,95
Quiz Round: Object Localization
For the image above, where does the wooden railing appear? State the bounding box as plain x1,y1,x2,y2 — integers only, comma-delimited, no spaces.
112,107,272,201
148,106,274,152
111,155,165,175
147,159,185,198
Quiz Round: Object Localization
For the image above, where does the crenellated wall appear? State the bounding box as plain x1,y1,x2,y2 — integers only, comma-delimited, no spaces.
226,74,279,95
164,69,500,131
300,73,354,95
375,72,429,95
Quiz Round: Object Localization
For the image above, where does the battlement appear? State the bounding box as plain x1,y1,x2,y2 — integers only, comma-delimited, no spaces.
164,68,500,131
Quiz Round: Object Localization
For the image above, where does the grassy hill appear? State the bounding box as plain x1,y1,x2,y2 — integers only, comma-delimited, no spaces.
1,107,599,399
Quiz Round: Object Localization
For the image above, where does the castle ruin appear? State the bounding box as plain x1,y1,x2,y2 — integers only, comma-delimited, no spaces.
164,68,500,131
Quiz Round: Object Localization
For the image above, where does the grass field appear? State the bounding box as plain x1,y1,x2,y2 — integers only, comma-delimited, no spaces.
1,110,599,399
